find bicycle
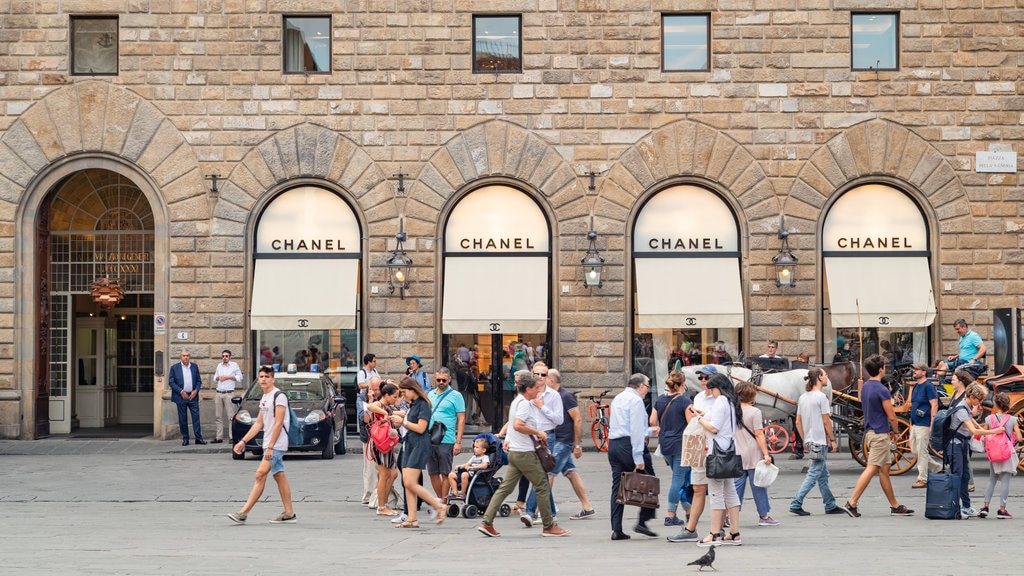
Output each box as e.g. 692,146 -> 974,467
583,389 -> 612,452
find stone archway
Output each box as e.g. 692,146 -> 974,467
2,81 -> 205,439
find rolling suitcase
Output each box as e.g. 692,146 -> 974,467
924,470 -> 961,520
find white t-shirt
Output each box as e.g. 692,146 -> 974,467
797,389 -> 830,445
260,389 -> 290,451
506,394 -> 538,453
708,395 -> 736,450
357,367 -> 379,388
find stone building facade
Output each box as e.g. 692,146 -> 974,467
0,0 -> 1020,439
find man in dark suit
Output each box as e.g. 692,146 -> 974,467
169,349 -> 205,445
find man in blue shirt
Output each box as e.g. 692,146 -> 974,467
938,318 -> 986,374
907,363 -> 941,489
607,373 -> 660,541
427,367 -> 465,501
841,354 -> 914,518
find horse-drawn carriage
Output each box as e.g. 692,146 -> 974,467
683,362 -> 923,476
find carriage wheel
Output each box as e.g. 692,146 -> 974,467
849,435 -> 867,467
762,423 -> 790,454
1014,405 -> 1024,473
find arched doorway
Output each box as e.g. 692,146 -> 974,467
44,169 -> 156,434
440,185 -> 552,430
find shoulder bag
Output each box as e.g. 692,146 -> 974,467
533,436 -> 557,473
616,471 -> 660,509
705,437 -> 744,479
429,389 -> 454,445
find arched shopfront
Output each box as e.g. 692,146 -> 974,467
631,185 -> 744,395
249,185 -> 363,397
821,183 -> 936,366
440,184 -> 552,429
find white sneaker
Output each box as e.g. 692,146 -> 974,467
427,507 -> 438,521
391,513 -> 408,524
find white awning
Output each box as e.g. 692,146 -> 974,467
250,258 -> 359,330
635,257 -> 744,329
825,256 -> 936,328
442,257 -> 548,334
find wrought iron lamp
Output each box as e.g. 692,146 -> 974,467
386,218 -> 412,298
773,216 -> 797,287
580,217 -> 604,288
91,277 -> 124,309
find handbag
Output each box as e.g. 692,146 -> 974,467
370,416 -> 400,453
616,471 -> 661,509
705,438 -> 744,479
680,417 -> 707,468
533,436 -> 557,473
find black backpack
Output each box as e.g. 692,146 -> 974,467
929,403 -> 968,453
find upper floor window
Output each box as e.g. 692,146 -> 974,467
283,16 -> 331,74
851,13 -> 898,70
70,16 -> 118,76
662,14 -> 710,72
473,15 -> 521,73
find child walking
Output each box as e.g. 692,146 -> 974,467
981,392 -> 1021,519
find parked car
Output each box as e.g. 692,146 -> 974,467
231,370 -> 347,460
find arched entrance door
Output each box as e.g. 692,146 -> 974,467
43,169 -> 156,434
440,185 -> 552,430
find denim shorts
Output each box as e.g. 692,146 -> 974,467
268,451 -> 286,475
551,441 -> 576,476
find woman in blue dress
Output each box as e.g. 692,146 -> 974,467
391,376 -> 446,528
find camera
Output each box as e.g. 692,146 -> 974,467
915,408 -> 927,419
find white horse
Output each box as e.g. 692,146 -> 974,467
680,364 -> 832,422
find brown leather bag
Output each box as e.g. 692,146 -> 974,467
533,436 -> 556,473
616,471 -> 660,509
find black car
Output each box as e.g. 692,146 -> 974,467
231,371 -> 347,460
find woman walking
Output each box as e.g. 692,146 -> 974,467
365,382 -> 401,517
733,381 -> 776,526
391,377 -> 446,528
650,370 -> 692,526
697,374 -> 743,546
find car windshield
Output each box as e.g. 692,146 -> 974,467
243,376 -> 326,401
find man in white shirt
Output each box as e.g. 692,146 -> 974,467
522,362 -> 564,525
608,373 -> 660,541
477,370 -> 570,538
212,349 -> 243,443
357,353 -> 379,390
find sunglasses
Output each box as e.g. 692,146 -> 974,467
697,374 -> 710,381
435,378 -> 449,383
533,372 -> 548,377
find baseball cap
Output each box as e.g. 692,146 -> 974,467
696,365 -> 718,376
405,355 -> 422,366
911,362 -> 929,371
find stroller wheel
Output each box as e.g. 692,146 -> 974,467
499,503 -> 511,517
447,503 -> 460,519
463,504 -> 479,518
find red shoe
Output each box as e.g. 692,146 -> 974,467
542,525 -> 570,537
477,523 -> 501,537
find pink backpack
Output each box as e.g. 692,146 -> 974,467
984,414 -> 1013,463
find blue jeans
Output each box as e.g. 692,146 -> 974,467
734,468 -> 771,517
662,453 -> 691,514
790,449 -> 836,511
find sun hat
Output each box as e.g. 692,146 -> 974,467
405,355 -> 422,366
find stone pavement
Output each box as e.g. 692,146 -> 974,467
0,435 -> 1016,575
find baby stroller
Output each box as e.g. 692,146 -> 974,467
446,433 -> 512,519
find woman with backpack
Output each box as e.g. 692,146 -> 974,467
366,382 -> 402,517
947,383 -> 1004,518
980,392 -> 1021,519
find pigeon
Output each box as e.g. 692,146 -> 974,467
687,546 -> 716,571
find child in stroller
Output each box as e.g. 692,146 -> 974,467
448,438 -> 491,499
446,433 -> 512,519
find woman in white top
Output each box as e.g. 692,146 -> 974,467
697,374 -> 743,547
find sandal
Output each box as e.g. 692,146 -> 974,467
697,532 -> 722,548
723,531 -> 742,546
376,507 -> 398,516
435,506 -> 447,525
394,520 -> 419,529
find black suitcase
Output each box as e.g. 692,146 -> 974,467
924,470 -> 961,520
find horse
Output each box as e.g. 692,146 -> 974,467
680,364 -> 832,422
819,361 -> 857,392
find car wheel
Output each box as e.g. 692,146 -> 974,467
322,425 -> 336,460
232,450 -> 245,461
334,423 -> 347,456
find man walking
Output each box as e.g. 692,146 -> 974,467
842,354 -> 914,517
908,362 -> 941,489
608,373 -> 659,541
228,365 -> 296,524
547,368 -> 596,520
168,349 -> 205,446
428,367 -> 466,502
212,349 -> 243,444
789,367 -> 845,515
477,370 -> 570,537
522,362 -> 563,524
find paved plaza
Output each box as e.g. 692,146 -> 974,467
0,435 -> 1015,575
